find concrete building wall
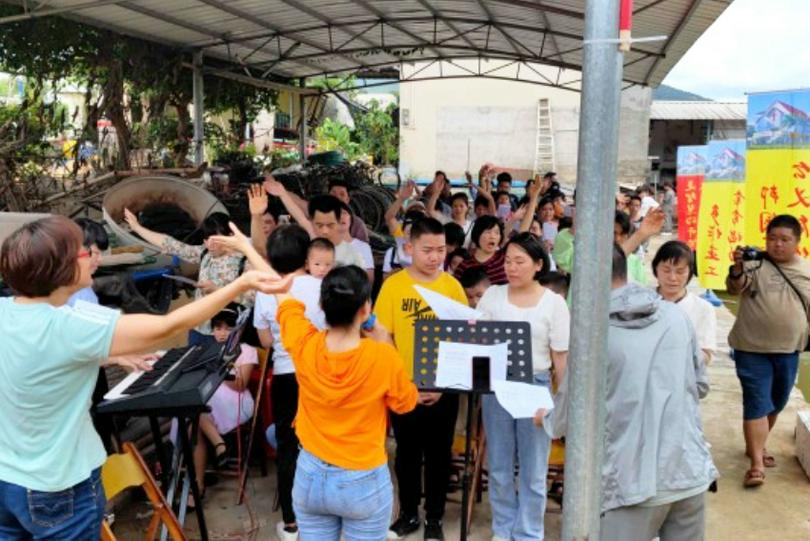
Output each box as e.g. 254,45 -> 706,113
398,69 -> 651,186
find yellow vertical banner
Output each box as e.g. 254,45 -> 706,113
745,90 -> 810,254
696,140 -> 746,289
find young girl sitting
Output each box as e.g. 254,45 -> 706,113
190,304 -> 258,504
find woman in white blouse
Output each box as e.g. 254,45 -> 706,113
476,232 -> 570,541
652,240 -> 717,364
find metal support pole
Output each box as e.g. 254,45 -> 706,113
298,77 -> 308,162
192,49 -> 205,167
562,0 -> 624,539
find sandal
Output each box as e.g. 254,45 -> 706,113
743,468 -> 765,488
214,442 -> 229,469
763,449 -> 776,468
186,487 -> 206,510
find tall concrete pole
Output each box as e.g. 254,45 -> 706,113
562,0 -> 624,538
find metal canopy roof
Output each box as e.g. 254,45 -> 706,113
1,0 -> 733,89
650,100 -> 746,120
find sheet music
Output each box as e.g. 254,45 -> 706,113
434,341 -> 509,390
492,380 -> 554,419
414,285 -> 483,320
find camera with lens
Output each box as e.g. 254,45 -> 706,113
741,246 -> 765,261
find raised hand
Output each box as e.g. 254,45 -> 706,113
398,180 -> 417,200
512,204 -> 529,221
639,207 -> 665,237
123,208 -> 140,230
240,271 -> 292,295
209,222 -> 252,255
263,175 -> 286,197
248,183 -> 268,216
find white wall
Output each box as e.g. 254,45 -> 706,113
399,60 -> 651,185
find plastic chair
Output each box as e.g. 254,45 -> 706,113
100,441 -> 187,541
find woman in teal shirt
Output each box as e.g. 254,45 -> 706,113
0,216 -> 288,540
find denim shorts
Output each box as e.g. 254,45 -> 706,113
0,468 -> 106,540
734,350 -> 799,420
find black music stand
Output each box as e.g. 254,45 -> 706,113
413,319 -> 533,541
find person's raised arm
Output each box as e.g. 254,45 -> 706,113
123,208 -> 169,248
209,222 -> 276,275
109,271 -> 291,357
427,177 -> 445,220
263,175 -> 315,238
622,207 -> 664,255
386,180 -> 416,234
248,183 -> 269,258
519,180 -> 542,233
477,169 -> 497,215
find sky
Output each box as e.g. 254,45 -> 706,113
662,0 -> 810,101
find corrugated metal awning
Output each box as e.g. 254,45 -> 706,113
0,0 -> 734,89
650,100 -> 747,120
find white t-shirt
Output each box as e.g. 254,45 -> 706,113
640,195 -> 660,217
676,291 -> 717,361
383,238 -> 412,274
335,240 -> 366,268
477,285 -> 570,373
351,238 -> 374,270
253,275 -> 326,375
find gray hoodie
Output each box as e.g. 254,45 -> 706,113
550,283 -> 718,512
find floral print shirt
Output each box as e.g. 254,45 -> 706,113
161,237 -> 254,335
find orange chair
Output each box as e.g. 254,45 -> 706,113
100,442 -> 186,541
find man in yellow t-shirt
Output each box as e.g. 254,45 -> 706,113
375,217 -> 467,541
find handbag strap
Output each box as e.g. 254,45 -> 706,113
765,257 -> 810,319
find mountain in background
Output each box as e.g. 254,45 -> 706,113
652,84 -> 709,101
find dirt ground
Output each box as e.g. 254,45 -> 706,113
111,240 -> 810,541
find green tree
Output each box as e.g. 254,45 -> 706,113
354,100 -> 398,165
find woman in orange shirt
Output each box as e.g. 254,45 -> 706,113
279,265 -> 420,540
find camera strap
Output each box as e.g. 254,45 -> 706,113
766,257 -> 810,320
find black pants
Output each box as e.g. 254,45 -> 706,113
271,373 -> 300,524
391,393 -> 459,521
90,368 -> 114,454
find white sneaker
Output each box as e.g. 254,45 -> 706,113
492,536 -> 510,541
276,521 -> 299,541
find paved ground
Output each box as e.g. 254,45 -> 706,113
111,237 -> 810,540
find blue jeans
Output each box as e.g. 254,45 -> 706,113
734,350 -> 800,420
482,373 -> 552,541
0,468 -> 105,540
293,449 -> 393,541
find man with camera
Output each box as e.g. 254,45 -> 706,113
727,214 -> 810,488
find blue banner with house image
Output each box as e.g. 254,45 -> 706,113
748,90 -> 810,149
705,139 -> 746,181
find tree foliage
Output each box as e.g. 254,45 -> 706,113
0,5 -> 278,170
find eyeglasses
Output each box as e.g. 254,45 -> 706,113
78,248 -> 102,259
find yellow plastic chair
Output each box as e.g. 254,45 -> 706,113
100,442 -> 187,541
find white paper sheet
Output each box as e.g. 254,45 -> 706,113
492,380 -> 555,419
434,341 -> 509,390
163,274 -> 199,287
414,285 -> 483,320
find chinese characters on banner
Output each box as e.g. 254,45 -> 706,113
744,89 -> 810,256
696,140 -> 746,289
676,146 -> 707,250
